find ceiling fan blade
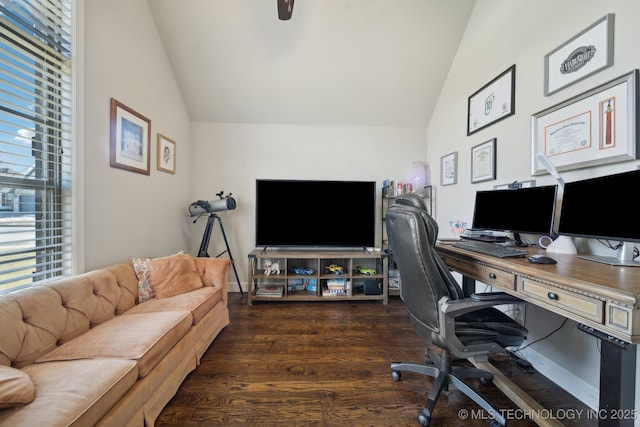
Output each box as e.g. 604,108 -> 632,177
277,0 -> 294,20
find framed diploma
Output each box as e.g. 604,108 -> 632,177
471,139 -> 496,184
467,65 -> 515,135
544,14 -> 614,96
531,70 -> 639,175
440,152 -> 458,186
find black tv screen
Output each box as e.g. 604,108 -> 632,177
255,179 -> 376,248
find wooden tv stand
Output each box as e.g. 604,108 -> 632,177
247,249 -> 388,305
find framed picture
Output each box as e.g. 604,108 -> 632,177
440,152 -> 458,186
531,70 -> 638,175
157,133 -> 176,174
471,138 -> 497,184
467,65 -> 516,135
110,98 -> 151,175
544,14 -> 614,96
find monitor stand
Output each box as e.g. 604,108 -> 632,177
577,241 -> 640,267
512,232 -> 528,247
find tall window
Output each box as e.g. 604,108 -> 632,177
0,0 -> 73,294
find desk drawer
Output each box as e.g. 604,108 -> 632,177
518,277 -> 604,323
441,255 -> 516,291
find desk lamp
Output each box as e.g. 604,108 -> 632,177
535,153 -> 577,254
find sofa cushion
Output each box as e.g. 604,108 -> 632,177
125,286 -> 222,324
35,311 -> 192,378
0,359 -> 138,427
150,253 -> 203,299
0,366 -> 35,409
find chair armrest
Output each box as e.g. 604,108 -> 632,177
439,294 -> 523,318
437,295 -> 524,358
470,291 -> 522,303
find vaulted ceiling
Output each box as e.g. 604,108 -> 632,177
147,0 -> 476,127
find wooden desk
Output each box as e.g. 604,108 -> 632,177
436,242 -> 640,427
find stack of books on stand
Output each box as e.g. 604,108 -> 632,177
322,279 -> 349,296
256,284 -> 284,297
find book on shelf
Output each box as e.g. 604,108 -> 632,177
256,284 -> 284,297
322,287 -> 348,296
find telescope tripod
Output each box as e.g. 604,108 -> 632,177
197,213 -> 243,295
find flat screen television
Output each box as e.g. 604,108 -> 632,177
557,169 -> 640,266
255,179 -> 376,249
471,185 -> 558,245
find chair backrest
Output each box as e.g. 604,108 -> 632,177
385,197 -> 464,337
392,193 -> 429,211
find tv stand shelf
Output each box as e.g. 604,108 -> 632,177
247,249 -> 388,305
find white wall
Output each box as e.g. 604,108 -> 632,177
427,0 -> 640,411
83,0 -> 193,270
189,122 -> 428,290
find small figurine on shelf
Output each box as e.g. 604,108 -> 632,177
263,260 -> 280,276
449,219 -> 467,239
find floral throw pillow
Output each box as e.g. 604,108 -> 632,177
132,257 -> 154,302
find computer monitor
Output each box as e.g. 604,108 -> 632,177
557,169 -> 640,266
471,185 -> 558,245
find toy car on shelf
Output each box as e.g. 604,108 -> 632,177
323,264 -> 344,274
354,265 -> 377,275
289,267 -> 314,275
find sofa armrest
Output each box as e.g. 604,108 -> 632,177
194,258 -> 230,302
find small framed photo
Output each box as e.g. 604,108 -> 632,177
110,98 -> 151,175
157,133 -> 176,174
471,138 -> 497,184
440,152 -> 458,186
467,65 -> 516,135
544,14 -> 614,96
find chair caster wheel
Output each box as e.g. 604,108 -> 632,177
479,376 -> 492,385
391,370 -> 401,381
417,411 -> 430,426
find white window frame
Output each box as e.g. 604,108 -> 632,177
0,0 -> 75,294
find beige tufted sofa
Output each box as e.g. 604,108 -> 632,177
0,254 -> 230,427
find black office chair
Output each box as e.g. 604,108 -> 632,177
386,194 -> 527,427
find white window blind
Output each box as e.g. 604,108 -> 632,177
0,0 -> 73,294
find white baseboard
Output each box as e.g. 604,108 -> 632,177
227,281 -> 246,293
522,348 -> 598,410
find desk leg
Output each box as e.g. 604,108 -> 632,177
462,276 -> 475,297
598,341 -> 636,427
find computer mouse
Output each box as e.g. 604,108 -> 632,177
528,254 -> 557,264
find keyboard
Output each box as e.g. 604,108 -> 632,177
452,240 -> 528,258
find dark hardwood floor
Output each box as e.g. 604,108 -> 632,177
156,295 -> 596,426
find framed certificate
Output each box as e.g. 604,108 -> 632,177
544,14 -> 614,96
440,152 -> 458,186
531,70 -> 639,175
467,65 -> 516,135
471,139 -> 496,184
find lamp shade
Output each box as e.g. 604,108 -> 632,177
410,161 -> 426,194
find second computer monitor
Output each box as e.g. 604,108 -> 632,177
472,185 -> 558,243
557,169 -> 640,266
